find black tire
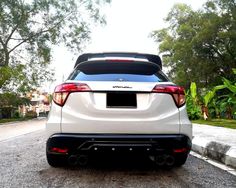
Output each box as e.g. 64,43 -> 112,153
175,154 -> 188,167
46,152 -> 67,167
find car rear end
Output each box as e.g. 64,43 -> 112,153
46,53 -> 192,167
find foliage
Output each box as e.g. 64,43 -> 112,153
0,117 -> 33,124
203,90 -> 215,107
0,0 -> 110,92
186,82 -> 202,120
186,68 -> 236,120
192,119 -> 236,129
13,111 -> 20,118
25,110 -> 37,118
213,69 -> 236,118
0,92 -> 30,107
151,0 -> 236,88
0,92 -> 30,118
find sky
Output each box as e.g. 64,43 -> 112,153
47,0 -> 207,92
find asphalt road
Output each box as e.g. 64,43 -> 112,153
0,122 -> 236,188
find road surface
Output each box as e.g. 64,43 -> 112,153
0,119 -> 235,188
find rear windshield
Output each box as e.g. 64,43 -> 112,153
68,71 -> 168,82
68,60 -> 169,82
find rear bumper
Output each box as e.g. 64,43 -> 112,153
47,134 -> 192,155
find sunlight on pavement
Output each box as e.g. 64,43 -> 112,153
0,118 -> 46,142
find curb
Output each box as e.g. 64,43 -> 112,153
192,137 -> 236,169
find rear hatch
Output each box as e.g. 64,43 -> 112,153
58,60 -> 183,134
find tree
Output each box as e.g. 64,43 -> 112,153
151,0 -> 236,88
0,92 -> 30,118
0,0 -> 110,92
0,92 -> 30,107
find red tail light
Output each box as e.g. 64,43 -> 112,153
53,83 -> 91,106
50,147 -> 68,154
173,148 -> 188,153
152,85 -> 185,107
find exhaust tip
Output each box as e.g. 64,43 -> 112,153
165,155 -> 175,166
68,155 -> 78,166
155,155 -> 166,166
77,155 -> 89,166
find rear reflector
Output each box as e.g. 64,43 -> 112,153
152,85 -> 185,107
173,148 -> 188,153
53,83 -> 91,106
50,147 -> 68,154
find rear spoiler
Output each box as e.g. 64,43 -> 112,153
74,52 -> 162,69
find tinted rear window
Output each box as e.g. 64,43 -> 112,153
68,60 -> 169,82
69,71 -> 168,82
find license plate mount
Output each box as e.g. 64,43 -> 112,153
106,93 -> 137,108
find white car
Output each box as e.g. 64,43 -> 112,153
46,52 -> 192,167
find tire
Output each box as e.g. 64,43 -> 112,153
175,154 -> 188,167
46,152 -> 67,167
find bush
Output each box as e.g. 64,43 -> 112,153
13,111 -> 20,118
25,111 -> 37,118
186,82 -> 202,120
186,96 -> 202,120
187,104 -> 202,120
0,107 -> 14,118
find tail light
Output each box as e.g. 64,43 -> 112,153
50,147 -> 68,154
152,85 -> 185,108
53,83 -> 91,106
173,148 -> 188,153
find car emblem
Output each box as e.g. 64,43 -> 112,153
113,86 -> 132,89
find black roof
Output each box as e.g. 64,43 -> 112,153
74,52 -> 162,69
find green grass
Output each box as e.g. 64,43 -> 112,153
0,117 -> 33,124
192,119 -> 236,129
